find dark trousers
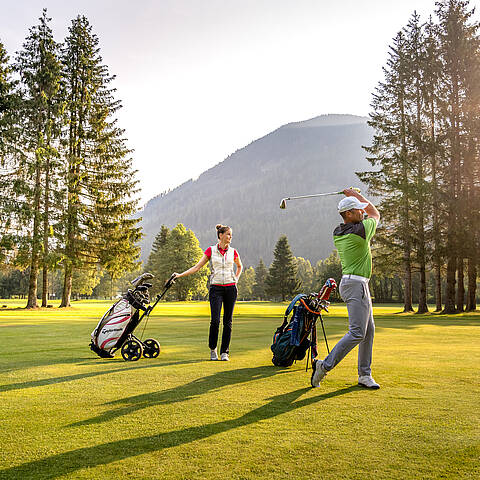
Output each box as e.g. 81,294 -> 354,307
208,284 -> 237,354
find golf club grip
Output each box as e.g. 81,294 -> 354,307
164,273 -> 176,288
153,274 -> 176,303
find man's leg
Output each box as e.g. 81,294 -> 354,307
358,284 -> 375,376
322,279 -> 370,372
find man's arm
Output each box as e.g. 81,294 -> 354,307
343,188 -> 380,222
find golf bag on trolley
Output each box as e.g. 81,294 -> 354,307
270,278 -> 337,369
90,273 -> 176,361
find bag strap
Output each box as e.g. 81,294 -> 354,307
276,294 -> 306,333
284,294 -> 306,318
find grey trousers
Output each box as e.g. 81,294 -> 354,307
322,277 -> 375,376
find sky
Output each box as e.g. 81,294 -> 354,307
1,0 -> 458,206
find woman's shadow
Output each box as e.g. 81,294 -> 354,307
1,365 -> 360,480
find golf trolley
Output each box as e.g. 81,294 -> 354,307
90,273 -> 176,361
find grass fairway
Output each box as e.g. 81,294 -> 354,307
0,300 -> 479,480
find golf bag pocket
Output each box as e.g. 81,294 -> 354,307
289,305 -> 305,346
92,298 -> 133,350
271,328 -> 312,367
271,327 -> 298,367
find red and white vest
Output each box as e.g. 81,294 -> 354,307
209,244 -> 237,285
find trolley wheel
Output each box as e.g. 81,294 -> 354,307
121,339 -> 143,361
143,338 -> 160,358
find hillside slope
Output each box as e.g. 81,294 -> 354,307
138,114 -> 373,266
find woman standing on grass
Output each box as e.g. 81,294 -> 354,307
172,224 -> 243,361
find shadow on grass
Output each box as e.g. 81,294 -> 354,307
374,314 -> 480,329
0,384 -> 360,479
67,365 -> 292,428
0,359 -> 201,393
0,354 -> 92,375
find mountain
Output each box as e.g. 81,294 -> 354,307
138,114 -> 374,267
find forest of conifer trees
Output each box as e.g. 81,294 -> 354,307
1,2 -> 480,310
360,0 -> 480,314
0,10 -> 141,308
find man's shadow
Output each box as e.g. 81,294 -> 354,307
0,381 -> 360,480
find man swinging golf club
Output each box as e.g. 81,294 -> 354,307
311,188 -> 381,389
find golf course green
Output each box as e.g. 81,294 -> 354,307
0,300 -> 478,479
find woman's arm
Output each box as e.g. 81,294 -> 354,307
173,254 -> 209,278
234,254 -> 243,281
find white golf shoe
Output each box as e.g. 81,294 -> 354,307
210,349 -> 218,361
358,375 -> 380,389
310,359 -> 327,387
220,352 -> 229,361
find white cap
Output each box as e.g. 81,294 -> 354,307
338,196 -> 369,213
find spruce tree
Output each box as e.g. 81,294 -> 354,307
0,40 -> 18,162
360,30 -> 415,312
266,235 -> 299,301
404,12 -> 430,314
253,258 -> 268,300
0,40 -> 19,265
14,9 -> 63,308
145,225 -> 170,275
59,15 -> 141,307
423,16 -> 445,312
89,78 -> 142,287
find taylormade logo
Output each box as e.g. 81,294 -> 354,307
102,328 -> 122,335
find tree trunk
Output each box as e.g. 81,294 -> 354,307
414,47 -> 428,315
42,266 -> 48,307
443,255 -> 457,314
466,256 -> 477,311
26,160 -> 42,309
435,262 -> 442,312
26,252 -> 40,309
430,102 -> 442,312
403,258 -> 414,312
60,263 -> 72,308
417,263 -> 428,314
416,190 -> 428,313
456,257 -> 465,312
41,155 -> 50,307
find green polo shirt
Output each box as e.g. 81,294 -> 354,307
333,218 -> 377,278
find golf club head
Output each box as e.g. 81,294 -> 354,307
131,272 -> 155,288
279,198 -> 287,209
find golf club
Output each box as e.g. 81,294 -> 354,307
279,187 -> 361,209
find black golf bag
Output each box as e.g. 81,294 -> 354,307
90,273 -> 175,361
270,278 -> 336,369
